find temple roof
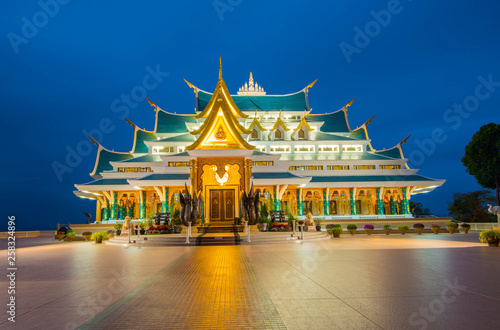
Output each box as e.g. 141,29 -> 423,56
154,108 -> 197,134
82,178 -> 131,186
197,90 -> 309,112
314,132 -> 357,141
308,110 -> 351,133
279,152 -> 397,162
90,146 -> 133,178
118,154 -> 163,163
310,174 -> 440,183
158,133 -> 195,142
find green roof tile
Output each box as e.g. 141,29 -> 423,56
92,150 -> 133,177
158,133 -> 195,142
376,147 -> 403,159
308,111 -> 350,133
155,110 -> 196,134
314,132 -> 357,141
133,129 -> 157,154
83,178 -> 130,186
198,91 -> 308,112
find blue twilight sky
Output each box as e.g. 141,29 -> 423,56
1,0 -> 499,230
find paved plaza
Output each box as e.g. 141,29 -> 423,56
1,233 -> 499,329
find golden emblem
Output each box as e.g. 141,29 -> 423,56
215,125 -> 226,140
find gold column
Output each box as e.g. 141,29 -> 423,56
95,199 -> 102,223
190,159 -> 198,194
244,159 -> 252,192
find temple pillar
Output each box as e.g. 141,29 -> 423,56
350,188 -> 357,215
376,188 -> 384,215
165,187 -> 169,213
110,191 -> 117,220
297,188 -> 303,216
190,160 -> 198,194
95,200 -> 102,223
244,159 -> 252,192
139,190 -> 146,219
390,196 -> 396,215
324,188 -> 330,216
119,200 -> 125,220
274,185 -> 281,211
402,187 -> 410,214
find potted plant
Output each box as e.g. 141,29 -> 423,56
383,224 -> 391,235
398,225 -> 410,235
82,231 -> 92,241
446,221 -> 458,234
258,215 -> 270,232
413,223 -> 425,235
364,224 -> 374,235
431,224 -> 440,234
315,219 -> 322,232
56,231 -> 65,241
107,230 -> 115,239
114,223 -> 122,236
479,229 -> 500,247
328,225 -> 343,238
347,224 -> 357,235
91,231 -> 108,244
460,223 -> 470,234
65,230 -> 76,241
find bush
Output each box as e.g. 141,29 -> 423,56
460,223 -> 471,228
347,224 -> 357,230
383,224 -> 391,229
114,223 -> 123,230
146,225 -> 172,234
269,223 -> 292,231
82,231 -> 92,235
328,227 -> 344,236
397,225 -> 410,231
445,221 -> 458,228
479,229 -> 500,242
364,224 -> 374,230
66,230 -> 76,237
413,223 -> 425,229
431,224 -> 441,228
90,232 -> 109,241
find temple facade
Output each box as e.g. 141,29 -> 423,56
74,61 -> 444,223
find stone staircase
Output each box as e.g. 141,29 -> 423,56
105,230 -> 330,247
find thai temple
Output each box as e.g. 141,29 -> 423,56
74,60 -> 445,224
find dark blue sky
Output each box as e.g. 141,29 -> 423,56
1,0 -> 499,230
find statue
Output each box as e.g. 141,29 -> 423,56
179,183 -> 201,226
123,216 -> 132,230
241,184 -> 261,225
306,213 -> 315,226
487,204 -> 500,224
83,212 -> 92,224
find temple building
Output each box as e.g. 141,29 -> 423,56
74,60 -> 445,223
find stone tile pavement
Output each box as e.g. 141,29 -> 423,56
1,233 -> 499,329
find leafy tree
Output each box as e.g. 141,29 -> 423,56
447,190 -> 496,222
462,123 -> 500,205
409,201 -> 431,217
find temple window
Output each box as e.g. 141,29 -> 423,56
251,129 -> 259,140
342,145 -> 363,152
327,165 -> 346,170
298,129 -> 305,139
255,145 -> 266,152
153,146 -> 174,154
274,130 -> 283,140
380,165 -> 401,170
270,145 -> 290,153
319,145 -> 339,152
294,145 -> 315,153
178,146 -> 186,153
353,165 -> 375,170
254,161 -> 274,166
168,162 -> 188,167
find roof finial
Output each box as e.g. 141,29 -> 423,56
219,57 -> 222,79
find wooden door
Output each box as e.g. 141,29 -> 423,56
210,189 -> 235,221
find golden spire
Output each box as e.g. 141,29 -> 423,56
219,57 -> 222,80
400,135 -> 411,145
345,97 -> 355,110
305,79 -> 318,93
146,97 -> 157,111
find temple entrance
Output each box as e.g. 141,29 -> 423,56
209,189 -> 235,222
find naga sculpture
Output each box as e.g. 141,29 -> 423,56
241,184 -> 261,225
179,183 -> 201,226
487,204 -> 500,223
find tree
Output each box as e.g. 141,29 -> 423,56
409,201 -> 431,217
447,190 -> 496,222
462,122 -> 500,206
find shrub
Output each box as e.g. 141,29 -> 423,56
56,231 -> 65,235
445,221 -> 458,228
364,224 -> 374,230
269,223 -> 292,231
383,224 -> 391,229
397,225 -> 410,231
347,224 -> 357,230
328,227 -> 344,236
314,219 -> 322,226
460,223 -> 471,228
114,223 -> 123,230
91,232 -> 109,241
413,223 -> 425,229
479,229 -> 500,242
82,231 -> 92,235
65,230 -> 76,237
431,224 -> 441,228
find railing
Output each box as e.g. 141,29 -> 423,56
468,223 -> 498,231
